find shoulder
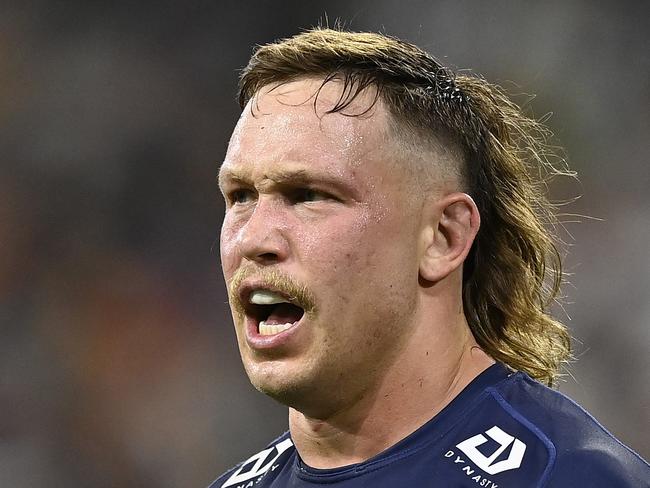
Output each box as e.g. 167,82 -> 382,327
489,371 -> 650,486
206,432 -> 295,488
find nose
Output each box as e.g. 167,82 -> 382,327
237,197 -> 289,265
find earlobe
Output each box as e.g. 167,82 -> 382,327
419,193 -> 480,283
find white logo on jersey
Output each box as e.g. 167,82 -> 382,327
222,438 -> 293,488
455,426 -> 526,475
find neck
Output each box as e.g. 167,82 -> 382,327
289,309 -> 495,469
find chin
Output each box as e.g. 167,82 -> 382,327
246,363 -> 320,409
251,376 -> 307,407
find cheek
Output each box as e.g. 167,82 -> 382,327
294,212 -> 390,292
297,212 -> 369,266
219,218 -> 241,276
311,209 -> 417,305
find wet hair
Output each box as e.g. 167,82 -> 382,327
237,28 -> 572,386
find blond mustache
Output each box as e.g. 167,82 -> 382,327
228,267 -> 317,318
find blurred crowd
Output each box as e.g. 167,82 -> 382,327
1,1 -> 648,486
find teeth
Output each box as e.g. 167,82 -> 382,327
250,290 -> 290,305
259,321 -> 295,336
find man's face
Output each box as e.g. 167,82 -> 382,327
219,79 -> 425,416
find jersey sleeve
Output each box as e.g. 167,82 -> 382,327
544,432 -> 650,487
495,373 -> 650,487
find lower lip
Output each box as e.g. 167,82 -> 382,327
245,315 -> 304,350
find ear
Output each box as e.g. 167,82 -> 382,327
419,192 -> 480,283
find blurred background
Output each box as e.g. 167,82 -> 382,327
1,1 -> 648,486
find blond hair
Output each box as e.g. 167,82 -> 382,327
237,28 -> 572,386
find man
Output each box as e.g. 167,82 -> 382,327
210,28 -> 649,487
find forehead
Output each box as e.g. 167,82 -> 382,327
220,79 -> 395,183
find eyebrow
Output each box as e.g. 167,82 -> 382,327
218,165 -> 359,199
220,167 -> 322,188
218,166 -> 248,191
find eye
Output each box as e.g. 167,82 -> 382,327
228,189 -> 256,205
290,188 -> 330,204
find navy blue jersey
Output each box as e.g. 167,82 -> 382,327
209,363 -> 649,487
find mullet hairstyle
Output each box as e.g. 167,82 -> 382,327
237,28 -> 572,386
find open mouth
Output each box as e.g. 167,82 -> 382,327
245,290 -> 305,336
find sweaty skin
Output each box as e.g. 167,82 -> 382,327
219,79 -> 493,469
